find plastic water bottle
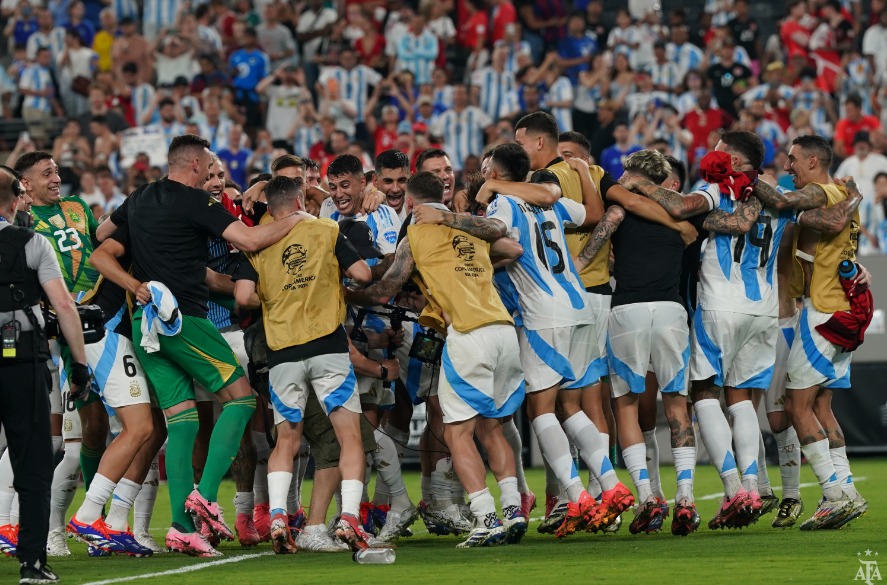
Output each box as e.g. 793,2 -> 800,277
353,548 -> 396,564
838,260 -> 857,280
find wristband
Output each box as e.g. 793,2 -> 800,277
379,363 -> 388,381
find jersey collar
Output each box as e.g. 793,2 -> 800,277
545,156 -> 565,169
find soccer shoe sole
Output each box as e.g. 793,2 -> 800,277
185,496 -> 234,541
165,535 -> 223,557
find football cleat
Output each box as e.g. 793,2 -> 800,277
288,508 -> 307,539
707,488 -> 752,530
602,513 -> 622,533
830,493 -> 868,529
295,524 -> 349,552
800,496 -> 853,531
671,501 -> 701,536
376,506 -> 419,543
185,490 -> 234,541
371,504 -> 391,533
418,501 -> 451,536
520,492 -> 537,519
502,506 -> 528,544
19,559 -> 59,585
46,527 -> 71,557
629,497 -> 665,535
455,514 -> 506,548
335,513 -> 371,552
588,482 -> 635,533
134,531 -> 165,554
270,513 -> 297,554
359,502 -> 378,536
165,525 -> 222,557
544,494 -> 558,517
538,500 -> 569,534
106,527 -> 154,557
424,503 -> 472,535
66,516 -> 125,553
196,515 -> 221,546
555,491 -> 597,539
759,493 -> 780,515
87,545 -> 110,557
648,499 -> 670,532
235,512 -> 260,547
253,503 -> 271,542
0,524 -> 17,557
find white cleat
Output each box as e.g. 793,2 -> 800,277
376,506 -> 419,543
295,524 -> 349,553
46,527 -> 71,557
134,531 -> 166,554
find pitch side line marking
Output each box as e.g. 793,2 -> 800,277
81,552 -> 274,585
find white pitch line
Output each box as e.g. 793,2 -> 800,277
81,552 -> 274,585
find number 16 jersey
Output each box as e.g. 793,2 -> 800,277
487,193 -> 592,330
695,183 -> 795,318
31,195 -> 101,296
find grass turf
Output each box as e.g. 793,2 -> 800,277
2,460 -> 883,585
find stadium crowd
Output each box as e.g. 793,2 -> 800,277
0,0 -> 879,582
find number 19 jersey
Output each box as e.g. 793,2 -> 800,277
487,194 -> 592,330
696,184 -> 795,318
31,196 -> 101,296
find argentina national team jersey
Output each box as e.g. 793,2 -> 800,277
696,183 -> 795,318
486,194 -> 591,330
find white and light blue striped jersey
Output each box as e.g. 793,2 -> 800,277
110,0 -> 139,21
757,119 -> 787,148
695,183 -> 795,317
198,118 -> 234,153
666,42 -> 705,78
320,202 -> 402,263
471,66 -> 516,121
740,83 -> 795,108
650,60 -> 682,91
149,120 -> 186,147
502,40 -> 532,73
545,76 -> 574,132
431,106 -> 492,171
487,194 -> 592,330
293,123 -> 321,158
396,30 -> 438,85
20,65 -> 53,112
792,89 -> 832,135
26,28 -> 66,62
318,65 -> 383,123
432,84 -> 454,110
131,83 -> 157,126
143,0 -> 181,29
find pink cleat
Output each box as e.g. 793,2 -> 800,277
520,492 -> 537,519
253,503 -> 271,542
185,489 -> 234,541
236,513 -> 260,547
165,526 -> 222,557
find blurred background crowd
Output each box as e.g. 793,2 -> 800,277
2,0 -> 887,253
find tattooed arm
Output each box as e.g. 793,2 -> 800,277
370,254 -> 395,281
346,238 -> 417,306
627,179 -> 712,219
702,195 -> 763,235
574,205 -> 625,272
412,204 -> 508,241
754,180 -> 827,211
797,178 -> 863,236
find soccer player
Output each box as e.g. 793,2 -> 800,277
573,150 -> 700,536
351,171 -> 526,548
94,134 -> 303,556
233,176 -> 375,553
416,149 -> 457,209
374,150 -> 411,222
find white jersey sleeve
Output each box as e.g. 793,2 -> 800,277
366,205 -> 402,255
553,198 -> 586,229
691,183 -> 719,212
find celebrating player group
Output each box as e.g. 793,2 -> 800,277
0,111 -> 872,563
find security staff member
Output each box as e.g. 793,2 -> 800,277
0,166 -> 89,584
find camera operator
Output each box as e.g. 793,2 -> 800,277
0,166 -> 88,584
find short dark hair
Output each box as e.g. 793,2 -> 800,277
0,167 -> 20,210
304,158 -> 320,171
14,151 -> 53,175
874,172 -> 887,183
719,130 -> 765,171
407,172 -> 444,203
416,148 -> 449,172
249,173 -> 272,187
95,165 -> 113,178
558,131 -> 591,156
375,149 -> 410,173
846,93 -> 863,108
90,114 -> 108,126
327,154 -> 363,179
792,135 -> 833,169
271,154 -> 305,174
265,176 -> 304,210
664,155 -> 686,192
490,143 -> 530,182
224,179 -> 241,191
515,111 -> 559,142
159,98 -> 175,109
168,134 -> 211,167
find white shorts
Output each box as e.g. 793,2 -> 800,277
607,302 -> 690,398
786,299 -> 853,390
690,308 -> 777,389
86,331 -> 151,409
518,323 -> 600,393
397,321 -> 440,404
195,329 -> 248,403
765,313 -> 800,414
586,292 -> 612,382
48,340 -> 63,415
268,353 -> 361,425
438,324 -> 525,424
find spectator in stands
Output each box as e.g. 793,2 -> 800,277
258,3 -> 297,69
835,131 -> 887,256
706,39 -> 752,118
650,40 -> 681,92
489,0 -> 517,46
76,169 -> 101,205
228,26 -> 269,128
607,8 -> 640,70
258,63 -> 311,148
517,0 -> 567,58
834,93 -> 882,159
588,98 -> 617,162
199,96 -> 235,152
218,124 -> 252,190
57,28 -> 97,118
600,119 -> 641,177
396,12 -> 439,86
431,83 -> 493,172
95,164 -> 126,212
683,91 -> 732,166
152,28 -> 196,87
112,17 -> 152,84
319,47 -> 383,142
541,58 -> 573,132
53,117 -> 92,190
194,3 -> 223,53
557,12 -> 597,85
78,83 -> 129,144
472,42 -> 515,122
20,46 -> 62,147
728,0 -> 762,74
93,9 -> 116,73
90,114 -> 120,168
872,172 -> 887,253
780,0 -> 811,61
4,1 -> 38,51
142,0 -> 181,42
863,9 -> 887,84
667,24 -> 705,79
148,97 -> 185,146
26,8 -> 64,62
458,0 -> 488,56
354,9 -> 386,72
296,0 -> 338,86
65,1 -> 94,47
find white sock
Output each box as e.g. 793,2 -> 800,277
643,430 -> 665,499
449,475 -> 465,505
726,400 -> 760,492
49,442 -> 81,531
497,477 -> 520,511
234,491 -> 254,516
502,419 -> 529,493
673,446 -> 696,503
252,431 -> 270,505
829,446 -> 858,498
420,474 -> 432,503
532,413 -> 583,502
468,488 -> 497,525
801,439 -> 843,500
133,455 -> 159,535
694,399 -> 742,497
78,473 -> 116,524
562,412 -> 618,492
0,449 -> 14,525
293,441 -> 310,512
587,432 -> 608,499
622,443 -> 652,502
543,458 -> 561,499
431,458 -> 453,508
757,432 -> 772,496
775,427 -> 801,500
340,479 -> 364,518
372,429 -> 409,510
106,478 -> 141,531
287,472 -> 300,514
268,471 -> 293,516
373,475 -> 391,506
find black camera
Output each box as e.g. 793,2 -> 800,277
44,305 -> 105,345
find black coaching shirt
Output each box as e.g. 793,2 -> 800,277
109,178 -> 238,319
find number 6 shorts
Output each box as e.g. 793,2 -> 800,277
84,330 -> 152,409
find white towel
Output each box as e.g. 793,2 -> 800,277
140,281 -> 183,354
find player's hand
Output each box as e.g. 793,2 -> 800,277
380,358 -> 400,382
451,189 -> 471,213
241,180 -> 267,213
361,186 -> 385,214
475,182 -> 497,206
68,362 -> 91,402
413,204 -> 447,225
566,156 -> 589,172
833,175 -> 853,188
132,282 -> 151,305
852,263 -> 872,292
677,221 -> 698,247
